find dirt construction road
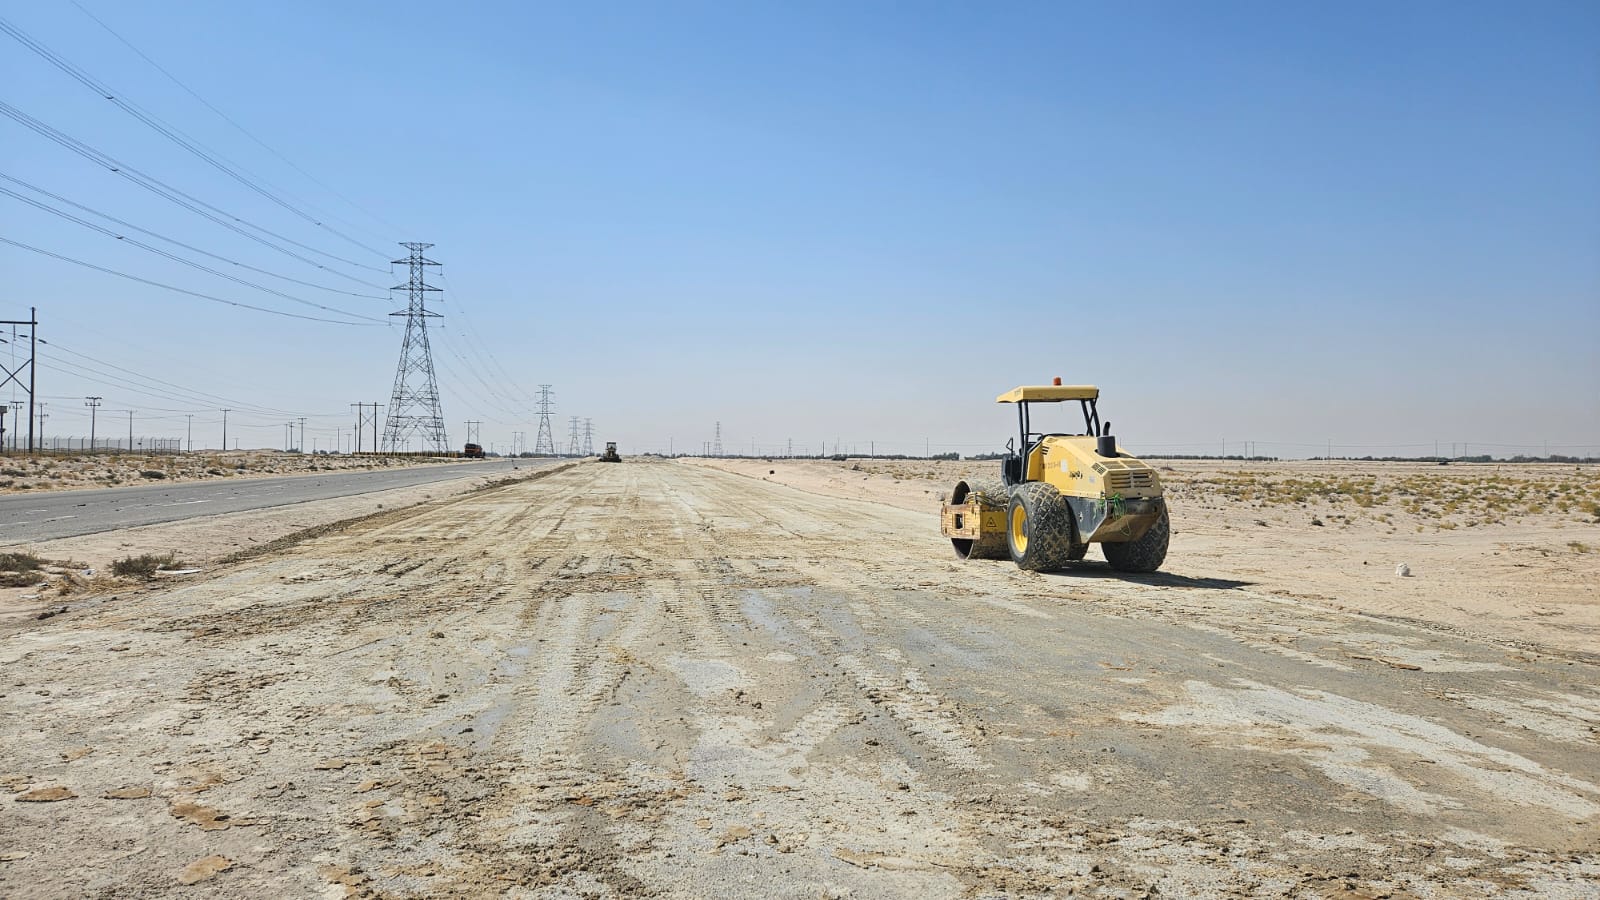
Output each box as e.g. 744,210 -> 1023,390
3,461 -> 1597,898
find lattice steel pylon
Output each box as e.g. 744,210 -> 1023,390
532,385 -> 556,455
567,416 -> 582,456
382,242 -> 448,453
713,421 -> 723,457
582,418 -> 594,456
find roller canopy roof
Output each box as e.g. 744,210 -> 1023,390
996,385 -> 1100,403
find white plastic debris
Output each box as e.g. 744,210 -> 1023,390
1395,563 -> 1411,577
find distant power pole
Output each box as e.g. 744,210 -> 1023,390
0,308 -> 37,453
567,416 -> 582,456
351,403 -> 382,453
464,420 -> 481,446
126,409 -> 133,451
582,418 -> 594,456
382,242 -> 448,453
85,396 -> 102,451
186,414 -> 193,452
221,408 -> 230,452
298,417 -> 307,453
533,385 -> 556,455
713,421 -> 723,457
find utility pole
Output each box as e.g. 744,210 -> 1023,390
221,409 -> 230,452
0,309 -> 38,453
126,409 -> 133,452
713,421 -> 722,457
583,418 -> 594,456
298,417 -> 306,453
186,414 -> 193,452
85,396 -> 101,451
36,403 -> 46,448
382,242 -> 448,453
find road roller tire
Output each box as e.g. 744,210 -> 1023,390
1103,507 -> 1170,573
1006,482 -> 1074,572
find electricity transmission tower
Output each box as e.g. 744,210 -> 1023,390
582,418 -> 594,456
713,421 -> 723,457
464,421 -> 481,446
533,385 -> 556,455
567,416 -> 582,456
381,242 -> 448,453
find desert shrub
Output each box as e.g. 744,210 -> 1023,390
111,552 -> 187,579
139,470 -> 168,479
0,551 -> 45,587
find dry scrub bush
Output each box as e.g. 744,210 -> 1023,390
111,552 -> 188,580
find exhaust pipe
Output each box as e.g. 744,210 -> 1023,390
1097,421 -> 1117,457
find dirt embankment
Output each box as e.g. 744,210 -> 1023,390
687,457 -> 1600,657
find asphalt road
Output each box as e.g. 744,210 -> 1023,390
0,458 -> 542,544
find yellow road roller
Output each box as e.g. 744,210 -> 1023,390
940,380 -> 1169,572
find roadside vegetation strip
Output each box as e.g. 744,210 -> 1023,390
213,462 -> 579,567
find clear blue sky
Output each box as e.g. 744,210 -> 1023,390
4,1 -> 1596,457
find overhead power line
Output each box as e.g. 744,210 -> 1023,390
44,340 -> 325,417
0,14 -> 390,259
43,342 -> 353,421
438,271 -> 538,406
0,235 -> 383,326
0,100 -> 387,286
0,173 -> 386,300
0,185 -> 387,322
67,0 -> 407,241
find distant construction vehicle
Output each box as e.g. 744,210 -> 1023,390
462,443 -> 485,458
940,379 -> 1169,573
599,442 -> 621,463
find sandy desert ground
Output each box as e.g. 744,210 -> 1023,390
693,457 -> 1600,658
0,450 -> 452,495
1,457 -> 1597,898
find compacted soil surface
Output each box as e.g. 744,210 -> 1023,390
2,460 -> 1596,898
